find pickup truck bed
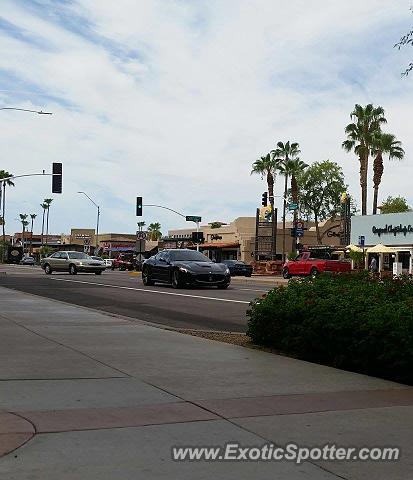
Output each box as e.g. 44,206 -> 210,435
283,252 -> 351,278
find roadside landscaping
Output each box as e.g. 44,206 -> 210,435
247,272 -> 413,385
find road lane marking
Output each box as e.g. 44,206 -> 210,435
49,278 -> 250,304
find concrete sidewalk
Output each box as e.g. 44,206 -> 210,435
0,286 -> 412,479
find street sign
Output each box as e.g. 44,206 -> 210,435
289,203 -> 298,211
136,231 -> 147,240
186,215 -> 201,223
295,221 -> 304,237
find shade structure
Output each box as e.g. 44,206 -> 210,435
366,243 -> 397,254
346,244 -> 363,252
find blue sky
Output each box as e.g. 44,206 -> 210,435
1,0 -> 413,236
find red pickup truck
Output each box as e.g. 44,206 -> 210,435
282,251 -> 351,279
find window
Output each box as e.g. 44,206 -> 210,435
68,252 -> 90,259
169,250 -> 210,262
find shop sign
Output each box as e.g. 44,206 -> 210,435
372,224 -> 413,237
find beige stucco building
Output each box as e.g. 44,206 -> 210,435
167,216 -> 342,263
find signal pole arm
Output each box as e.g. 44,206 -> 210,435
143,204 -> 186,219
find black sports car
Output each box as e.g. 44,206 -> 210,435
222,260 -> 253,277
142,249 -> 231,289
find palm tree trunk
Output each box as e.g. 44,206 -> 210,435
360,154 -> 368,215
30,218 -> 34,255
2,184 -> 6,244
282,174 -> 288,262
41,209 -> 45,246
372,153 -> 384,215
267,173 -> 276,260
45,208 -> 50,245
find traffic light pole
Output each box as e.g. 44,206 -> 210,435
143,204 -> 202,250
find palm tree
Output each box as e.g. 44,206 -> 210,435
43,198 -> 53,245
272,141 -> 301,260
342,104 -> 387,215
147,223 -> 162,241
0,170 -> 15,245
19,214 -> 29,253
288,159 -> 308,251
251,153 -> 280,210
371,133 -> 405,215
29,213 -> 37,255
40,202 -> 48,246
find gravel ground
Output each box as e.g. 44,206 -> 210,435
175,329 -> 284,355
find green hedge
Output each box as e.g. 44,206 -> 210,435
247,272 -> 413,384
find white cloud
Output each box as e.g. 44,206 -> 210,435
0,0 -> 413,235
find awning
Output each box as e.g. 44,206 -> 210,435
197,242 -> 240,249
346,244 -> 363,252
366,243 -> 397,254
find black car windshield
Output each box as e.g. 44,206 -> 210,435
169,251 -> 210,262
68,252 -> 90,259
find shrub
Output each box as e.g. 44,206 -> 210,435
247,272 -> 413,384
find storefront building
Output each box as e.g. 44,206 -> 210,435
351,212 -> 413,274
168,216 -> 342,264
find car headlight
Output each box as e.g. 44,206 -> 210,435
179,267 -> 189,273
225,267 -> 230,275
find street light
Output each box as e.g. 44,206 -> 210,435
77,192 -> 100,254
0,107 -> 53,115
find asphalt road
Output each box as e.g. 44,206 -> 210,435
0,265 -> 275,332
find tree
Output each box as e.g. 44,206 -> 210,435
342,104 -> 387,215
379,196 -> 411,214
147,222 -> 162,241
286,159 -> 308,252
40,202 -> 48,246
0,170 -> 15,245
29,213 -> 37,255
395,8 -> 413,76
251,153 -> 280,210
43,198 -> 53,245
371,133 -> 405,215
271,141 -> 301,260
295,161 -> 347,244
19,214 -> 29,253
209,222 -> 225,229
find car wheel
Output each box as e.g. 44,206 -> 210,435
310,267 -> 319,279
69,264 -> 77,275
44,264 -> 52,275
217,283 -> 230,289
142,268 -> 154,286
95,271 -> 102,275
282,268 -> 291,279
171,269 -> 183,289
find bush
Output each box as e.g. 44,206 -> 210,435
247,272 -> 413,384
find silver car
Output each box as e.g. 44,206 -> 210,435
41,251 -> 106,275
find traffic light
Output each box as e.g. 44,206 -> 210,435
136,197 -> 143,216
261,192 -> 268,207
191,231 -> 204,244
52,163 -> 62,193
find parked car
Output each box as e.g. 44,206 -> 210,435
142,249 -> 231,289
222,260 -> 253,277
89,256 -> 105,264
41,251 -> 106,275
111,254 -> 135,271
20,256 -> 35,266
282,251 -> 351,279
